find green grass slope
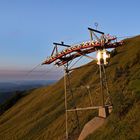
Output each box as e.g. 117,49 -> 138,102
0,35 -> 140,140
86,36 -> 140,140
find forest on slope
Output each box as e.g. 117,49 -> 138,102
0,36 -> 140,140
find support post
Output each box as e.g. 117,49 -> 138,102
97,49 -> 111,107
86,86 -> 94,107
99,64 -> 105,107
98,56 -> 111,118
63,63 -> 80,139
102,65 -> 112,105
64,66 -> 68,139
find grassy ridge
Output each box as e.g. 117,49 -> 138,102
0,35 -> 140,140
86,36 -> 140,140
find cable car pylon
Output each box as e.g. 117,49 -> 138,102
42,27 -> 123,139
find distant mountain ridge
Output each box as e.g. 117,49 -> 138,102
0,80 -> 55,92
0,80 -> 55,104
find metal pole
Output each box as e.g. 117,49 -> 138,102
99,64 -> 105,107
66,68 -> 80,132
86,86 -> 94,107
90,31 -> 93,41
102,65 -> 112,105
102,65 -> 109,95
64,66 -> 68,139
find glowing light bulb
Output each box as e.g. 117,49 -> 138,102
97,50 -> 102,65
103,49 -> 110,65
96,49 -> 110,65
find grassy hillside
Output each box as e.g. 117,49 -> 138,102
0,35 -> 140,140
86,36 -> 140,140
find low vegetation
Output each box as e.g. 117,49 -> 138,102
0,36 -> 140,140
0,90 -> 31,116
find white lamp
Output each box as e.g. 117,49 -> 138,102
96,49 -> 110,65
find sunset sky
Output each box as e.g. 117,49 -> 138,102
0,0 -> 140,80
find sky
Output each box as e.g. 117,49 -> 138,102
0,0 -> 140,80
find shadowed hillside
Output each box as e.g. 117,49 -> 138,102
0,35 -> 140,140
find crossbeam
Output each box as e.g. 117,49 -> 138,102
53,42 -> 71,47
88,27 -> 104,35
67,105 -> 112,112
